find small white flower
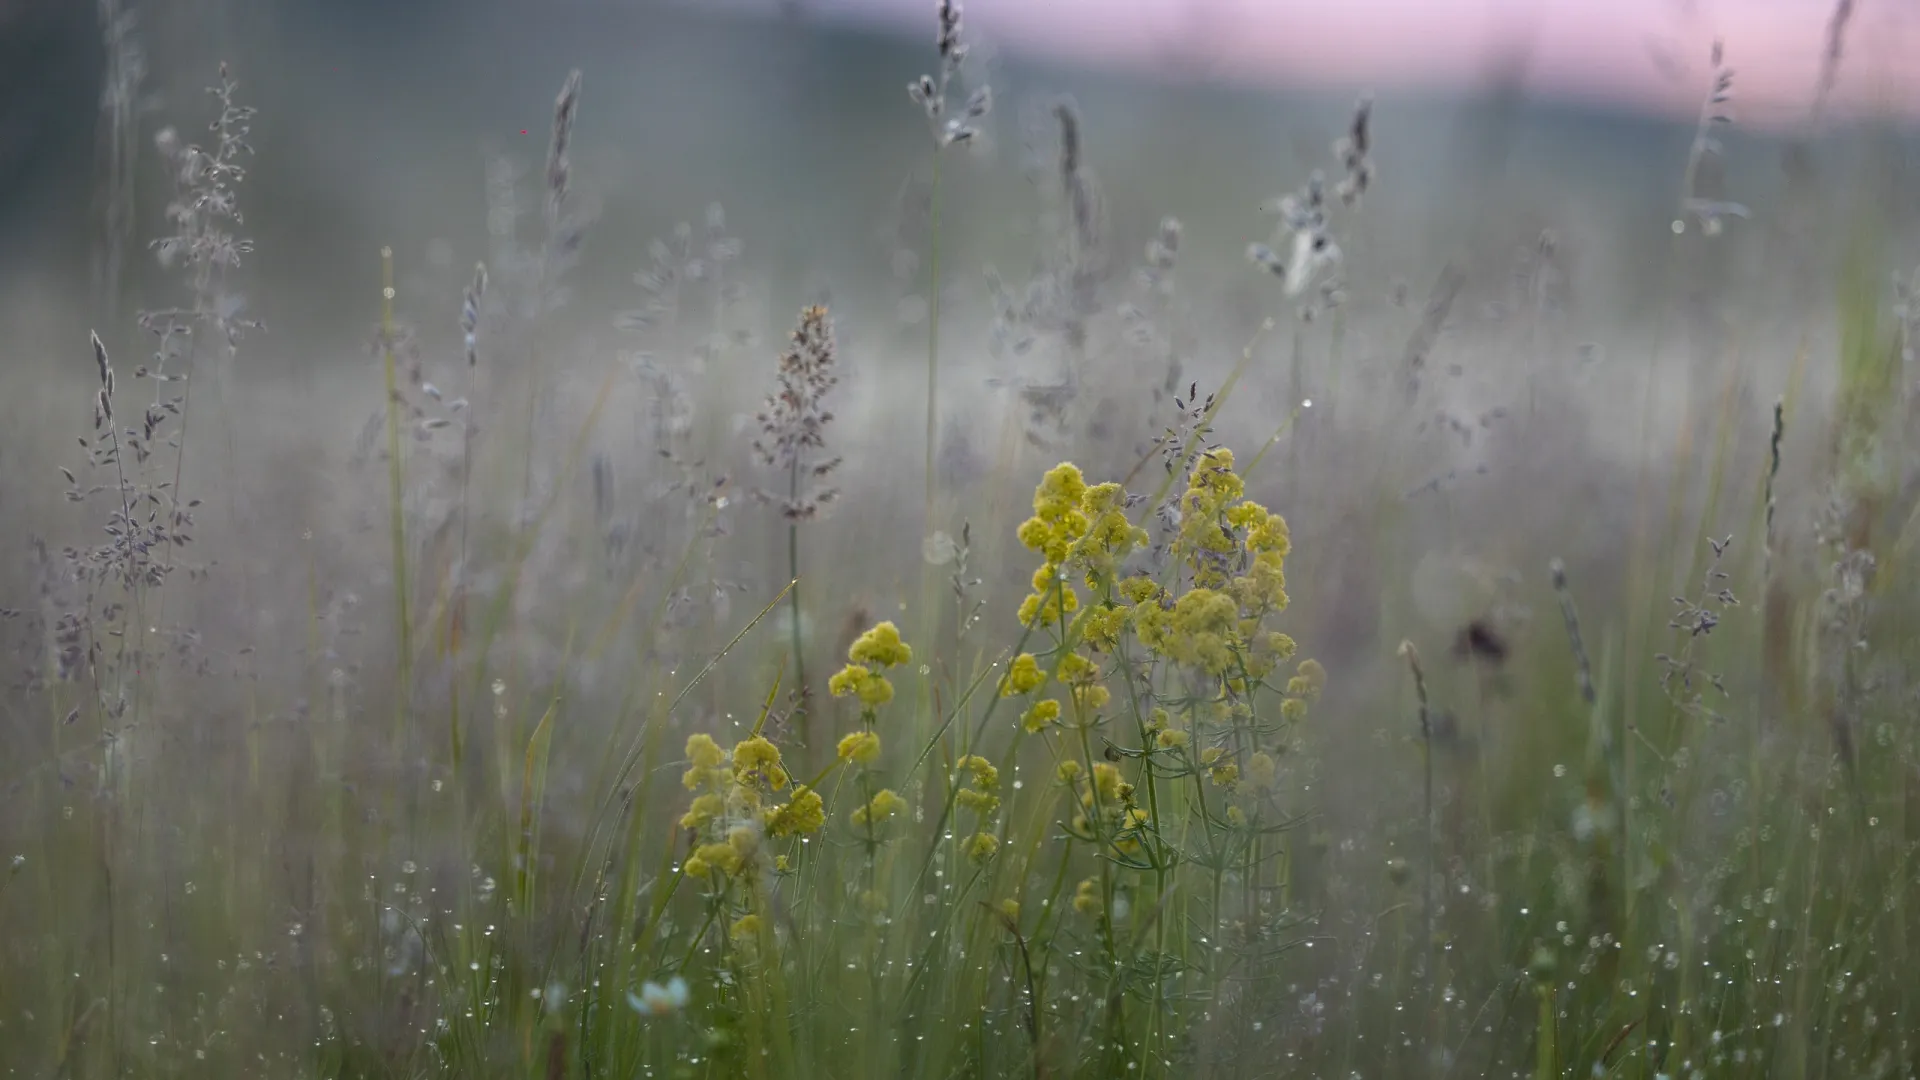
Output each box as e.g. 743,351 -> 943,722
627,975 -> 690,1016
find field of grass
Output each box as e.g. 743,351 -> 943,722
3,3 -> 1920,1078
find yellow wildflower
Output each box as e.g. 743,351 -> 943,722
829,663 -> 895,707
1016,515 -> 1056,555
1288,658 -> 1327,699
687,842 -> 743,879
958,755 -> 999,790
764,785 -> 825,837
850,788 -> 907,826
683,733 -> 729,790
1116,806 -> 1151,853
957,787 -> 1000,817
847,621 -> 912,668
1002,653 -> 1046,696
732,736 -> 790,790
1021,698 -> 1061,733
1259,631 -> 1298,662
686,733 -> 726,769
957,753 -> 1002,819
1075,603 -> 1130,653
680,792 -> 724,831
965,831 -> 999,864
837,730 -> 882,764
1016,579 -> 1078,628
1089,762 -> 1125,805
1056,651 -> 1097,684
1247,751 -> 1278,791
1119,575 -> 1161,605
1032,462 -> 1089,519
1072,877 -> 1102,917
1070,683 -> 1111,713
729,914 -> 764,941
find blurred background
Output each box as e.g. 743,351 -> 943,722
1,0 -> 1918,1072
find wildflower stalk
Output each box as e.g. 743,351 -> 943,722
925,153 -> 943,533
449,261 -> 487,771
521,70 -> 583,518
1398,640 -> 1437,1056
909,0 -> 988,541
380,247 -> 413,742
144,63 -> 256,647
754,305 -> 842,735
787,456 -> 807,727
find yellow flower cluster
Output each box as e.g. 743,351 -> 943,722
1067,761 -> 1148,856
678,730 -> 824,880
830,620 -> 913,709
953,754 -> 1001,865
954,755 -> 1000,817
831,622 -> 918,838
1000,653 -> 1046,696
1001,466 -> 1152,732
850,788 -> 908,827
836,729 -> 881,765
965,831 -> 999,863
1128,449 -> 1298,683
763,786 -> 825,838
1280,658 -> 1327,722
997,453 -> 1322,867
1013,464 -> 1150,630
1020,698 -> 1061,734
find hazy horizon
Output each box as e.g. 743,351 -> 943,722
730,0 -> 1920,125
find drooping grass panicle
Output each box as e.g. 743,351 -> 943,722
1812,0 -> 1857,124
534,70 -> 589,326
1397,639 -> 1431,737
1333,94 -> 1374,207
1052,100 -> 1105,352
1549,558 -> 1596,709
462,261 -> 489,369
141,62 -> 260,428
907,0 -> 991,538
908,1 -> 990,149
1763,396 -> 1784,583
1248,96 -> 1372,309
547,70 -> 582,230
1678,40 -> 1748,236
1655,536 -> 1738,726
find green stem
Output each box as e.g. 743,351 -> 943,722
788,459 -> 809,742
924,151 -> 944,534
380,247 -> 413,745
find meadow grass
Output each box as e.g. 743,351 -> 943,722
3,8 -> 1920,1080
